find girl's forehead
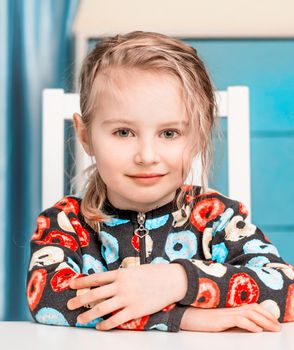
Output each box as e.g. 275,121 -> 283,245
94,67 -> 182,96
92,67 -> 185,111
88,67 -> 190,129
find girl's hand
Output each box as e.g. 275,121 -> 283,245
67,263 -> 188,330
181,303 -> 282,333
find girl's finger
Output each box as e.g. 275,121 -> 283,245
68,283 -> 116,310
234,315 -> 263,333
245,310 -> 281,332
70,270 -> 118,289
252,303 -> 281,325
96,307 -> 132,331
241,303 -> 280,326
77,296 -> 123,325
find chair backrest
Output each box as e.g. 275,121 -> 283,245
42,86 -> 251,221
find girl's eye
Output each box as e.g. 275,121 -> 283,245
161,129 -> 181,139
113,128 -> 181,139
113,129 -> 133,137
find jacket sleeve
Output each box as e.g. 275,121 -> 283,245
114,303 -> 188,332
170,199 -> 294,324
26,197 -> 109,328
26,197 -> 186,332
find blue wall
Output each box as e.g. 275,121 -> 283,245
184,39 -> 294,264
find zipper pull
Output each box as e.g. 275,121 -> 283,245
134,212 -> 149,238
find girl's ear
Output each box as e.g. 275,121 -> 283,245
72,113 -> 94,156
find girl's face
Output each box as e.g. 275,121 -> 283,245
74,68 -> 194,212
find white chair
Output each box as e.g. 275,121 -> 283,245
42,87 -> 251,221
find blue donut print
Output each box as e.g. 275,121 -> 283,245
99,231 -> 119,264
243,239 -> 280,257
103,218 -> 129,227
245,256 -> 270,267
245,256 -> 284,290
212,242 -> 228,263
165,230 -> 197,260
35,307 -> 69,326
67,257 -> 81,274
148,323 -> 168,331
212,208 -> 235,235
82,254 -> 107,275
150,257 -> 170,264
145,215 -> 169,230
76,317 -> 103,328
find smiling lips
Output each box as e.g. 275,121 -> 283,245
128,174 -> 165,184
129,173 -> 165,178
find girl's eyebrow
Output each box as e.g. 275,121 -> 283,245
102,119 -> 188,127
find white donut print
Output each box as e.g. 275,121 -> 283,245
29,246 -> 64,270
57,211 -> 75,232
120,256 -> 141,268
202,227 -> 213,260
225,215 -> 256,241
172,205 -> 192,227
266,263 -> 294,280
190,259 -> 227,277
145,235 -> 153,258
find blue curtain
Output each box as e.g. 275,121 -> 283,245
0,0 -> 80,321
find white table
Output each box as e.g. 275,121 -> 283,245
1,321 -> 294,350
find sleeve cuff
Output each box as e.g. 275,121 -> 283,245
170,259 -> 199,305
167,304 -> 189,332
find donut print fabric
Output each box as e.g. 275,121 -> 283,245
26,185 -> 294,332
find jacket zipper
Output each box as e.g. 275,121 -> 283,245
134,212 -> 149,264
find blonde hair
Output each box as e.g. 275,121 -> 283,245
70,31 -> 222,233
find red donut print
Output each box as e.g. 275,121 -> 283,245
27,269 -> 47,311
185,190 -> 219,203
69,218 -> 90,247
36,231 -> 79,251
191,277 -> 220,308
191,198 -> 226,232
115,314 -> 150,330
284,283 -> 294,322
131,235 -> 140,252
239,202 -> 248,217
162,303 -> 176,312
31,216 -> 50,240
50,267 -> 82,292
226,272 -> 259,307
54,197 -> 79,215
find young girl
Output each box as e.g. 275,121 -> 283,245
26,31 -> 294,333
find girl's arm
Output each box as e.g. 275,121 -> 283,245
26,196 -> 187,331
180,303 -> 281,333
170,198 -> 294,324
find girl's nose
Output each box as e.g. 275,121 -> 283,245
134,140 -> 161,164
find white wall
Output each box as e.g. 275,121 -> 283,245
73,0 -> 294,37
